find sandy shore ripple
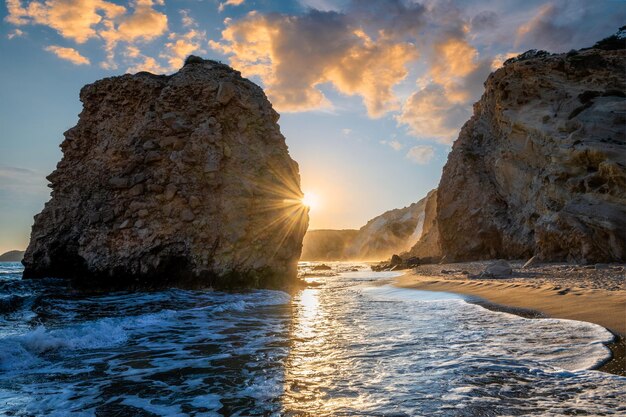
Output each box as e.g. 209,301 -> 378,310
394,260 -> 626,376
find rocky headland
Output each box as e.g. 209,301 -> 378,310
0,250 -> 24,262
22,56 -> 308,289
435,34 -> 625,264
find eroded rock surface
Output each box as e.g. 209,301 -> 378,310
437,36 -> 626,263
23,57 -> 308,289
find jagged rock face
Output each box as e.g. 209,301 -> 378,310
406,189 -> 441,261
23,58 -> 308,289
437,45 -> 625,263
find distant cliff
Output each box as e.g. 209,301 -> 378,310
345,198 -> 428,260
23,56 -> 308,289
436,32 -> 626,263
301,229 -> 358,261
302,192 -> 433,261
0,250 -> 24,262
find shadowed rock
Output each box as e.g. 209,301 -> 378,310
23,56 -> 308,290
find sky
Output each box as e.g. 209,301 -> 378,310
0,0 -> 624,253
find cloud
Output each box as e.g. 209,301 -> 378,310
160,28 -> 206,70
380,139 -> 403,151
514,1 -> 626,52
180,9 -> 194,27
44,45 -> 91,65
6,0 -> 168,70
100,0 -> 168,69
397,33 -> 492,143
125,11 -> 206,73
210,9 -> 418,117
218,0 -> 245,13
126,55 -> 165,73
7,28 -> 24,39
470,10 -> 498,32
491,51 -> 520,70
7,0 -> 623,144
515,4 -> 574,51
6,0 -> 125,43
398,85 -> 471,143
406,145 -> 434,165
388,140 -> 403,151
0,166 -> 48,195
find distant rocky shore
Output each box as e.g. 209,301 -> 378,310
22,56 -> 308,290
0,250 -> 24,262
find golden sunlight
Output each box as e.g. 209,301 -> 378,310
301,192 -> 319,210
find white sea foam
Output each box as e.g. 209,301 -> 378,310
0,263 -> 624,417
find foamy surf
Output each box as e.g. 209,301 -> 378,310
0,261 -> 624,416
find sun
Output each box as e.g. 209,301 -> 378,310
301,192 -> 319,210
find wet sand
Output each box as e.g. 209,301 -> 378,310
395,261 -> 626,376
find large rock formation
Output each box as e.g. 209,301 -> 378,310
23,57 -> 308,289
437,33 -> 626,263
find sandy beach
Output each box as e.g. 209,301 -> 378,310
395,261 -> 626,376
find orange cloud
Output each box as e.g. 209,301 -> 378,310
126,55 -> 165,73
397,33 -> 492,142
160,26 -> 206,70
44,45 -> 91,65
6,0 -> 167,70
218,0 -> 245,13
6,0 -> 125,43
211,11 -> 417,117
125,12 -> 206,74
429,37 -> 479,103
397,84 -> 471,143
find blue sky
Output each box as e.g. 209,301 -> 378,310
0,0 -> 623,253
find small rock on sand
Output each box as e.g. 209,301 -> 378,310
482,259 -> 513,278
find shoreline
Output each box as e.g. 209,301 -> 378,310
394,271 -> 626,376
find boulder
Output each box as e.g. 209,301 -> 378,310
482,260 -> 513,278
390,254 -> 403,266
22,56 -> 308,290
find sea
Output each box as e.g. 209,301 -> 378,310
0,261 -> 624,416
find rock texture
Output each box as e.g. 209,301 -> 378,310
437,33 -> 626,263
23,57 -> 308,289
